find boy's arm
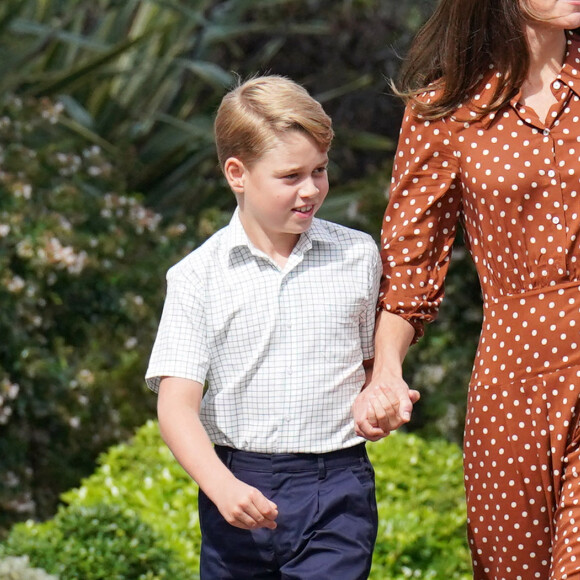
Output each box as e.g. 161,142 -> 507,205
157,377 -> 278,530
353,310 -> 420,441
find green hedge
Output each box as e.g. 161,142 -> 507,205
370,434 -> 471,579
2,421 -> 471,579
2,503 -> 190,580
0,555 -> 58,580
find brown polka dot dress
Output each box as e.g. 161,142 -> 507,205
379,33 -> 580,580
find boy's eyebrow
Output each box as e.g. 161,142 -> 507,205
274,156 -> 329,175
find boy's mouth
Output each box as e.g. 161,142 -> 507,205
293,205 -> 314,214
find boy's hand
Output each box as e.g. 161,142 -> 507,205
214,477 -> 278,530
353,376 -> 420,441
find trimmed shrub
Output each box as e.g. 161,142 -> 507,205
61,420 -> 202,571
1,503 -> 192,580
0,556 -> 57,580
3,421 -> 471,578
369,433 -> 471,579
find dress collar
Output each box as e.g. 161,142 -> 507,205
451,31 -> 580,128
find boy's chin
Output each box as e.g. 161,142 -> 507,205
288,220 -> 313,234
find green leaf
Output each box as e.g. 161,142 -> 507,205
31,33 -> 155,96
176,59 -> 233,89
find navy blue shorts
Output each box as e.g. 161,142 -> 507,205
198,444 -> 378,580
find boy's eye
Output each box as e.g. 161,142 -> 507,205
281,166 -> 326,180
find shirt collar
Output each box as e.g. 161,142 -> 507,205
301,216 -> 338,247
223,207 -> 338,264
558,31 -> 580,96
224,207 -> 252,253
452,31 -> 580,129
509,32 -> 580,103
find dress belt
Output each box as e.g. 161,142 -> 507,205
475,281 -> 580,383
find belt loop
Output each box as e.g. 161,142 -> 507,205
225,448 -> 234,469
317,456 -> 326,480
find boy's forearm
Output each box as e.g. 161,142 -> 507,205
157,377 -> 236,497
157,376 -> 278,530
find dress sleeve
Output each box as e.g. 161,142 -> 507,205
378,103 -> 462,342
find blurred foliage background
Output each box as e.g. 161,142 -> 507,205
0,0 -> 482,573
0,422 -> 472,579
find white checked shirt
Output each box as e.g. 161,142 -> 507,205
146,209 -> 381,453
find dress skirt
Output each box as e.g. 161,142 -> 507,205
465,281 -> 580,579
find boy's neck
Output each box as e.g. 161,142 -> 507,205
238,213 -> 301,268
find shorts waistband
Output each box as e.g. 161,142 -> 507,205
214,443 -> 368,477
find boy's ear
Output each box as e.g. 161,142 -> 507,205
223,157 -> 246,194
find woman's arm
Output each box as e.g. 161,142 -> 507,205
352,310 -> 420,440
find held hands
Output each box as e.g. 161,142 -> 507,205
213,476 -> 278,531
353,374 -> 420,441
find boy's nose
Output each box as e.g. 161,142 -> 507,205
299,180 -> 319,197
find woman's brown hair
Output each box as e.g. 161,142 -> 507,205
393,0 -> 531,119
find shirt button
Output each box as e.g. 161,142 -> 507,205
287,368 -> 293,375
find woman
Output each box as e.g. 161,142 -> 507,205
353,1 -> 580,578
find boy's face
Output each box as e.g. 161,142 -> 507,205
225,130 -> 329,256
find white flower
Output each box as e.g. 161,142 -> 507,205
44,237 -> 88,274
13,183 -> 32,199
77,369 -> 95,386
0,406 -> 12,424
7,382 -> 19,399
6,276 -> 25,293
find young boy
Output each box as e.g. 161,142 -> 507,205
146,75 -> 381,579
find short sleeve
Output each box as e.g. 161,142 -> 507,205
378,102 -> 462,342
145,269 -> 210,393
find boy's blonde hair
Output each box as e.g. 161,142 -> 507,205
214,75 -> 334,170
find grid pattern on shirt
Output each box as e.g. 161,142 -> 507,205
146,211 -> 381,453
